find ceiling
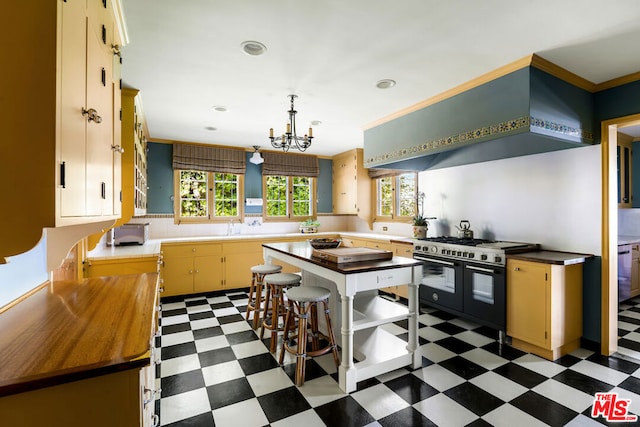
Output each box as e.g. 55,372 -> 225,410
120,0 -> 640,157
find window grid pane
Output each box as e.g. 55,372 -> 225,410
292,177 -> 312,217
397,173 -> 416,217
378,177 -> 393,216
266,176 -> 288,217
179,170 -> 208,217
213,173 -> 239,217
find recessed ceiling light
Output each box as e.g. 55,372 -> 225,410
205,126 -> 217,131
376,79 -> 396,89
211,106 -> 227,112
311,120 -> 322,126
241,40 -> 267,56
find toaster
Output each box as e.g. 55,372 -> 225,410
110,223 -> 149,246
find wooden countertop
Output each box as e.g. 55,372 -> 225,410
507,250 -> 593,265
0,273 -> 159,397
263,241 -> 420,274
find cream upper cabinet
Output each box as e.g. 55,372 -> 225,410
332,149 -> 371,223
1,0 -> 126,261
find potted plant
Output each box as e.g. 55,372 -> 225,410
412,215 -> 429,239
299,218 -> 320,234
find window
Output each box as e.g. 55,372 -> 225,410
264,175 -> 315,220
375,172 -> 417,221
175,170 -> 243,221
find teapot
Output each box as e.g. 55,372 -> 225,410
456,220 -> 474,239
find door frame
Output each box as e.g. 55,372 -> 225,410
601,113 -> 640,356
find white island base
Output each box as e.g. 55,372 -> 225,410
263,242 -> 422,393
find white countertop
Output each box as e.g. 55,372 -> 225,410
619,235 -> 640,245
86,231 -> 412,260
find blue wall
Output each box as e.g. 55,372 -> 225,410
146,143 -> 333,215
147,142 -> 174,214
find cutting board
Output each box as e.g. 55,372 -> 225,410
312,247 -> 393,263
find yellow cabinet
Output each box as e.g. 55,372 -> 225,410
223,241 -> 264,289
161,243 -> 223,297
332,149 -> 371,222
506,258 -> 583,360
341,237 -> 367,248
118,88 -> 148,220
2,0 -> 125,260
85,256 -> 160,278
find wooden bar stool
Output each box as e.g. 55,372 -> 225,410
279,286 -> 340,386
245,264 -> 282,329
260,273 -> 301,352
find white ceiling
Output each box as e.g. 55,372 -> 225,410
120,0 -> 640,156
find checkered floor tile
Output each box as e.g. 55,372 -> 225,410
153,290 -> 640,426
619,296 -> 640,361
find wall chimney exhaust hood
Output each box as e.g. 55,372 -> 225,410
363,60 -> 595,172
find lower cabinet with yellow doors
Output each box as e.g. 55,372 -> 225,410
160,237 -> 322,297
161,242 -> 223,297
506,253 -> 586,361
85,255 -> 161,278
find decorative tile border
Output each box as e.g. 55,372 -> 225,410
364,116 -> 593,167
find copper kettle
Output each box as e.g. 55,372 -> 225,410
456,220 -> 474,239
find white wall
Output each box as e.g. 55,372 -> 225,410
419,144 -> 602,255
0,236 -> 48,307
619,209 -> 640,236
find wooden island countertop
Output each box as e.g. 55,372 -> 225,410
0,273 -> 159,397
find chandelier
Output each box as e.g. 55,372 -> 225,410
269,94 -> 313,152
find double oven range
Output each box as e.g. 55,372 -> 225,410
413,237 -> 538,338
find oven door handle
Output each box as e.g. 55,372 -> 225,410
414,255 -> 455,266
465,265 -> 497,274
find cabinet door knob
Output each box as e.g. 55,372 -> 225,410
513,267 -> 520,271
81,107 -> 102,123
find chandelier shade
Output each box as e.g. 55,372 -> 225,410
269,94 -> 314,152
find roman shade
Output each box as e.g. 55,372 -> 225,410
262,152 -> 319,177
172,143 -> 246,174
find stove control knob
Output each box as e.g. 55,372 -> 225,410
457,251 -> 463,257
462,252 -> 468,258
494,256 -> 502,263
442,249 -> 448,255
415,245 -> 421,252
480,254 -> 488,261
431,246 -> 438,253
468,253 -> 475,259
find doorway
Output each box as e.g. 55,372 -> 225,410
602,113 -> 640,357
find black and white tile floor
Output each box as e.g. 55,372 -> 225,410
156,290 -> 640,426
619,296 -> 640,362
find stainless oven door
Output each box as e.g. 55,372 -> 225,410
415,254 -> 463,312
463,262 -> 506,330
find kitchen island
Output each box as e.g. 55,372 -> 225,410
262,241 -> 422,393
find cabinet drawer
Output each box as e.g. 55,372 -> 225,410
162,243 -> 222,258
366,241 -> 391,251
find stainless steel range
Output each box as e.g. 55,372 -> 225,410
413,237 -> 538,335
